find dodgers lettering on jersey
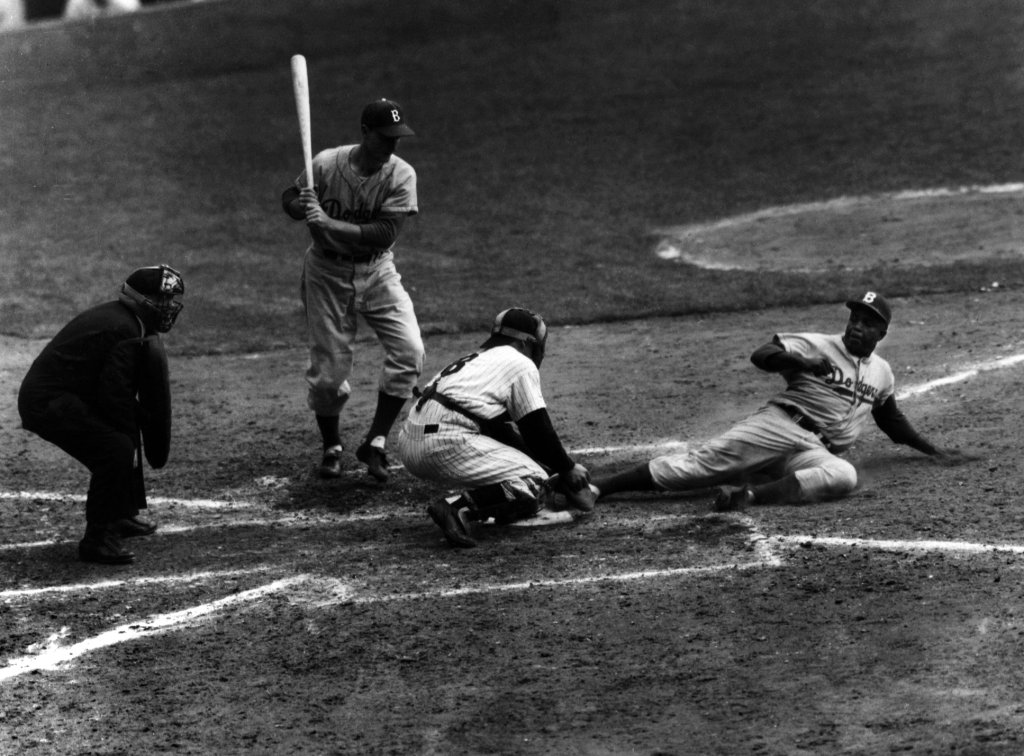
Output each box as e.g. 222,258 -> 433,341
413,346 -> 547,430
295,144 -> 417,257
772,332 -> 895,448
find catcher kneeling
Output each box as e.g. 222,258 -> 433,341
397,307 -> 596,548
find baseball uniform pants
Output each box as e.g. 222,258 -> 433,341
648,404 -> 858,502
301,249 -> 424,416
19,393 -> 146,525
398,419 -> 547,504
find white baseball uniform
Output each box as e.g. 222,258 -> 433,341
296,145 -> 424,415
649,332 -> 895,502
397,346 -> 549,499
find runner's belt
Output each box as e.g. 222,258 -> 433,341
773,402 -> 835,450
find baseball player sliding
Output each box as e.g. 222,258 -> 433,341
282,98 -> 425,482
592,292 -> 976,509
398,308 -> 595,547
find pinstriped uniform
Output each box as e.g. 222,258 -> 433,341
397,346 -> 548,495
650,332 -> 895,501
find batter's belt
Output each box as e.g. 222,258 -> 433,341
319,247 -> 383,263
771,402 -> 837,452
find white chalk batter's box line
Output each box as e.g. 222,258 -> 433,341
5,524 -> 1024,684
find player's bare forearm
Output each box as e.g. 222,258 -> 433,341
872,396 -> 978,464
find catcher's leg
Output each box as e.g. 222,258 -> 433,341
464,478 -> 545,525
426,494 -> 478,548
425,479 -> 543,548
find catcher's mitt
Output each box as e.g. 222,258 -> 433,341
543,472 -> 598,513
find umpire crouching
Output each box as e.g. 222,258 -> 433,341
18,265 -> 185,565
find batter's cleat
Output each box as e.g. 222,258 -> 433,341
318,445 -> 344,479
714,485 -> 756,512
113,516 -> 158,538
427,500 -> 477,548
79,526 -> 135,565
356,437 -> 389,482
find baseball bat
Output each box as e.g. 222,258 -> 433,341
290,54 -> 314,190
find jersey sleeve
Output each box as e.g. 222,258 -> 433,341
875,360 -> 896,405
381,159 -> 417,216
774,332 -> 823,360
506,361 -> 546,422
294,148 -> 340,196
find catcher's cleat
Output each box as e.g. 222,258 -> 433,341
79,526 -> 135,565
714,485 -> 755,512
427,500 -> 477,548
318,445 -> 343,479
356,438 -> 389,482
113,516 -> 158,538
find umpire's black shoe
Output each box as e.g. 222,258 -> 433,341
713,485 -> 755,512
356,439 -> 389,482
113,516 -> 158,538
318,445 -> 343,479
427,500 -> 477,548
79,526 -> 135,565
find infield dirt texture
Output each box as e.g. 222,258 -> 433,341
3,1 -> 1024,754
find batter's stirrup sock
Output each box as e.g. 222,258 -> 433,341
366,392 -> 408,442
316,414 -> 342,450
750,474 -> 802,505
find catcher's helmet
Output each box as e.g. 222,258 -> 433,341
120,264 -> 185,333
491,307 -> 547,366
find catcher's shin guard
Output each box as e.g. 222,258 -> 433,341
465,481 -> 541,525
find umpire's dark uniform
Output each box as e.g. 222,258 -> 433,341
19,301 -> 159,564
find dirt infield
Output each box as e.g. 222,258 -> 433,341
3,288 -> 1024,754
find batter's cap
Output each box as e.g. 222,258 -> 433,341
491,307 -> 547,345
846,290 -> 891,325
361,98 -> 415,138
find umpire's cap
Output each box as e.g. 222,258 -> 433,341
491,307 -> 547,345
846,291 -> 891,326
361,98 -> 415,138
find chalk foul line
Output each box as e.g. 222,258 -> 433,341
0,576 -> 306,683
0,567 -> 276,599
772,534 -> 1024,555
6,526 -> 1024,683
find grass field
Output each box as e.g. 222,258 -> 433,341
2,0 -> 1024,351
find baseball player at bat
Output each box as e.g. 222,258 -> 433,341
18,265 -> 185,564
592,292 -> 976,510
282,98 -> 425,482
397,308 -> 595,548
